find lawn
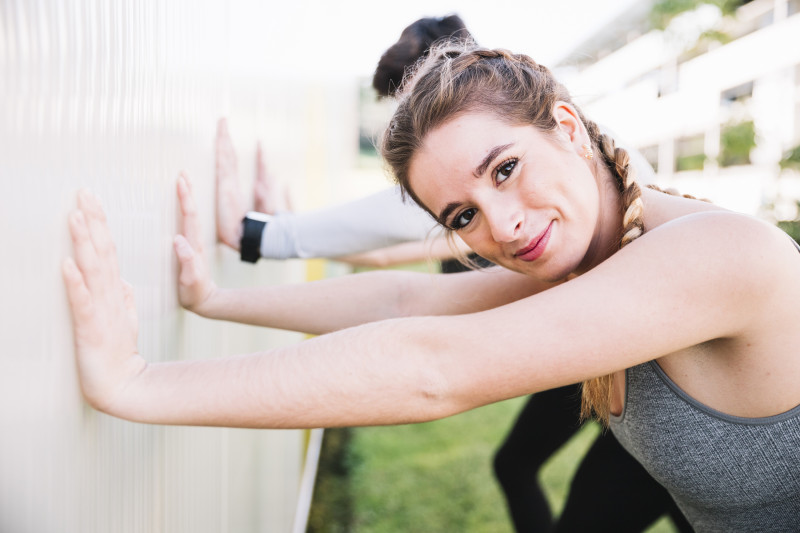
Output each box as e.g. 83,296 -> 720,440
308,396 -> 680,532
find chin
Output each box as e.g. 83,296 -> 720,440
522,259 -> 576,283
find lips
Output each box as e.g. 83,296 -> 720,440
514,222 -> 553,262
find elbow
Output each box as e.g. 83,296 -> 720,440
415,364 -> 451,411
411,362 -> 476,423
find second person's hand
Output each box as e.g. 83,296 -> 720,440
215,117 -> 246,250
175,173 -> 218,315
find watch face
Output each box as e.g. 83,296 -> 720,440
246,211 -> 271,223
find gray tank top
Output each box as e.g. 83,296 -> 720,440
610,361 -> 800,532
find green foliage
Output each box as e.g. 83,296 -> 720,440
774,201 -> 800,244
715,0 -> 746,16
718,120 -> 755,167
307,428 -> 355,533
698,28 -> 732,44
676,153 -> 707,171
779,144 -> 800,171
651,0 -> 703,29
650,0 -> 745,30
777,219 -> 800,244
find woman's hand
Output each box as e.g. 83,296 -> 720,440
174,173 -> 218,315
215,118 -> 293,251
63,190 -> 147,412
254,141 -> 292,214
215,117 -> 246,250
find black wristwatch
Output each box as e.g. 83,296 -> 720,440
240,211 -> 271,263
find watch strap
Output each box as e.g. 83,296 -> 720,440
240,212 -> 270,263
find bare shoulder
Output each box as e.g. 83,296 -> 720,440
614,210 -> 800,326
643,209 -> 799,274
544,209 -> 800,349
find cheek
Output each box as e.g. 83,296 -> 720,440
459,228 -> 494,258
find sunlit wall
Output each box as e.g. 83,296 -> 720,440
0,1 -> 361,532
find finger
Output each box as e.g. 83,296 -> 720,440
215,120 -> 237,176
174,234 -> 196,266
182,170 -> 193,194
254,141 -> 276,214
121,279 -> 136,313
176,174 -> 203,251
77,189 -> 120,280
217,117 -> 228,139
62,257 -> 94,323
174,235 -> 202,286
121,279 -> 139,335
68,209 -> 103,292
256,142 -> 265,179
216,118 -> 232,153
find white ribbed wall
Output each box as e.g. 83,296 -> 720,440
0,1 -> 360,532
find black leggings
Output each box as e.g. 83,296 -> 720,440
493,384 -> 694,533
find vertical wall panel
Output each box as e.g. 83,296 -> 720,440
0,1 -> 361,531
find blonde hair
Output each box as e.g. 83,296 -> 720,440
380,42 -> 646,424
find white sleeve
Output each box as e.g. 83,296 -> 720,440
260,185 -> 442,259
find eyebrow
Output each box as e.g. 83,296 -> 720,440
437,201 -> 461,227
436,142 -> 514,226
474,143 -> 514,178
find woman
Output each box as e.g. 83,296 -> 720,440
217,115 -> 685,531
216,16 -> 675,525
64,42 -> 800,531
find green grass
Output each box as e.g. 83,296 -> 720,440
308,396 -> 681,532
348,399 -> 525,533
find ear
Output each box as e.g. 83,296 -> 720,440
553,101 -> 590,153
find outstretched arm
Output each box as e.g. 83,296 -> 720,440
334,235 -> 471,268
215,118 -> 438,259
177,174 -> 550,333
65,190 -> 776,429
63,187 -> 549,426
64,185 -> 780,427
257,185 -> 439,260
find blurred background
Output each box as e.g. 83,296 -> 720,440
2,1 -> 799,532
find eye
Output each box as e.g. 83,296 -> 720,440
451,208 -> 477,230
494,158 -> 517,185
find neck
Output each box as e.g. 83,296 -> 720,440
574,165 -> 624,276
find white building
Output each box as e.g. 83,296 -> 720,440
558,0 -> 800,217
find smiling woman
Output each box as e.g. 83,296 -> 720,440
406,112 -> 607,283
382,46 -> 653,421
65,42 -> 800,531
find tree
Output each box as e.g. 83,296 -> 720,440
650,0 -> 747,30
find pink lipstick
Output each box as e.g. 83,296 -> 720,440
515,222 -> 553,262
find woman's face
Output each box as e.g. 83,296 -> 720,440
407,111 -> 605,281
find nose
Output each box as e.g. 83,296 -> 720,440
484,203 -> 523,243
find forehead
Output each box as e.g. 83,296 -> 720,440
407,112 -> 533,212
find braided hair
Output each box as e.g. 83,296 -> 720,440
381,41 -> 648,424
